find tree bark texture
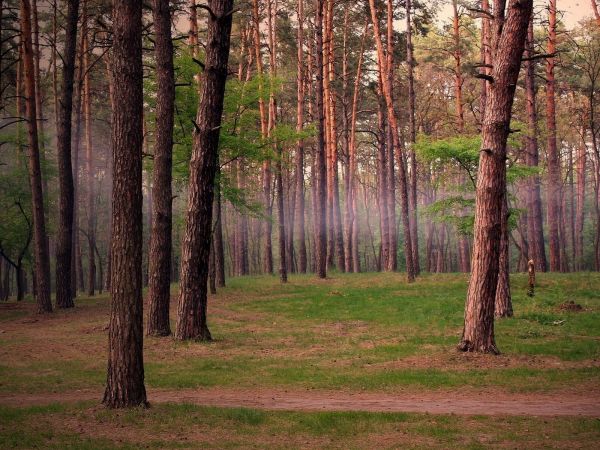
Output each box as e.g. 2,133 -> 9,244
20,0 -> 52,313
55,0 -> 80,309
103,0 -> 147,408
146,0 -> 175,337
459,0 -> 532,353
175,0 -> 234,340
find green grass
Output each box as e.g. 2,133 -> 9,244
0,272 -> 599,395
1,402 -> 599,449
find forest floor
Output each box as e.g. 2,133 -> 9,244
1,272 -> 599,448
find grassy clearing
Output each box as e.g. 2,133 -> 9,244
0,272 -> 598,395
1,401 -> 599,449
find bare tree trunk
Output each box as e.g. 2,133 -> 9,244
103,0 -> 147,408
592,0 -> 600,26
83,25 -> 96,296
214,175 -> 226,287
314,0 -> 327,278
524,19 -> 547,272
546,0 -> 562,271
55,0 -> 80,308
73,28 -> 85,295
575,130 -> 586,270
495,193 -> 513,317
295,0 -> 307,274
368,0 -> 415,281
406,0 -> 419,275
146,0 -> 175,336
276,151 -> 288,283
175,0 -> 234,340
20,0 -> 51,313
459,0 -> 532,353
345,21 -> 367,273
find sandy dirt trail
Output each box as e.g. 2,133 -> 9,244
1,388 -> 599,417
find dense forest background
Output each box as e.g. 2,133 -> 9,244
0,0 -> 599,301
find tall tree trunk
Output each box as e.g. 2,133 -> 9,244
73,28 -> 85,295
175,0 -> 234,340
314,0 -> 327,278
384,0 -> 397,272
524,19 -> 547,272
575,130 -> 586,270
406,0 -> 419,275
345,21 -> 367,274
20,0 -> 51,313
276,152 -> 288,283
546,0 -> 562,271
459,0 -> 532,353
103,0 -> 147,408
83,26 -> 96,296
55,0 -> 80,309
295,0 -> 307,274
147,0 -> 175,336
368,0 -> 415,281
376,89 -> 390,272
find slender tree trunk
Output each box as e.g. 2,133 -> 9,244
406,0 -> 419,275
459,0 -> 532,353
524,19 -> 547,272
546,0 -> 562,271
20,0 -> 51,313
368,0 -> 415,281
314,0 -> 327,278
345,21 -> 367,273
295,0 -> 307,274
103,0 -> 147,408
495,193 -> 513,317
575,130 -> 586,270
83,27 -> 96,296
214,174 -> 226,287
73,28 -> 85,295
376,89 -> 390,272
55,0 -> 80,309
146,0 -> 175,336
276,151 -> 288,283
175,0 -> 234,340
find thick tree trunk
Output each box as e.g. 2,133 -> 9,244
546,0 -> 562,272
459,0 -> 532,353
55,0 -> 80,309
103,0 -> 147,408
524,19 -> 547,272
146,0 -> 175,337
175,0 -> 234,340
20,0 -> 51,313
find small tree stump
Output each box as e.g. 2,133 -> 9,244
527,259 -> 535,297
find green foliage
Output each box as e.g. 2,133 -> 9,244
0,155 -> 33,268
415,135 -> 480,185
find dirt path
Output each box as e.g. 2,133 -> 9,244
1,388 -> 599,417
